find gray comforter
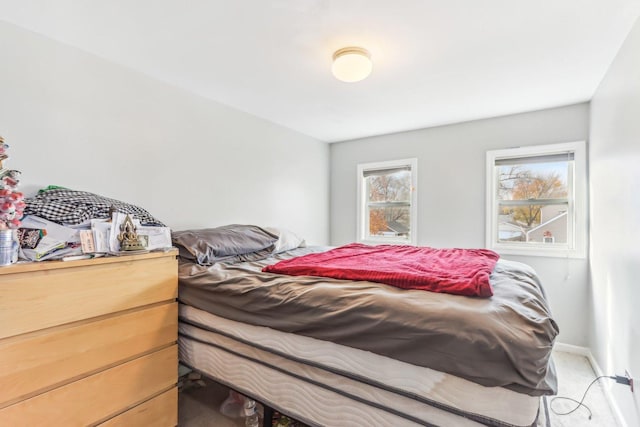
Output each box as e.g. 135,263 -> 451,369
178,246 -> 558,396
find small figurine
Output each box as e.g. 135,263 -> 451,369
117,214 -> 146,251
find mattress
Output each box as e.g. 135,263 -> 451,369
178,247 -> 558,396
179,303 -> 542,427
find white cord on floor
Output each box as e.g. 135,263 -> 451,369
550,375 -> 611,420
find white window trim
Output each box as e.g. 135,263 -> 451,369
357,158 -> 418,245
485,141 -> 587,258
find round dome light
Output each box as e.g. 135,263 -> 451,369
332,47 -> 372,83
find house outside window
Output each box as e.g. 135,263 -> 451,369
486,141 -> 587,258
357,158 -> 418,245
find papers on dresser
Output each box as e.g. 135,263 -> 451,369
18,214 -> 172,260
91,219 -> 112,253
23,242 -> 83,261
136,225 -> 172,251
21,215 -> 80,244
19,215 -> 82,261
21,235 -> 67,260
78,214 -> 172,253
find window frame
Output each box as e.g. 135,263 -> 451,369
357,158 -> 418,245
485,141 -> 587,258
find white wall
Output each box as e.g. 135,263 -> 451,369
0,21 -> 329,245
590,17 -> 640,427
331,103 -> 590,346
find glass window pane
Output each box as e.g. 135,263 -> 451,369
368,206 -> 411,240
358,158 -> 417,245
366,170 -> 411,203
497,203 -> 568,244
487,142 -> 585,256
497,160 -> 569,201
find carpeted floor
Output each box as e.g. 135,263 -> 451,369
179,350 -> 620,426
546,351 -> 621,427
179,378 -> 246,427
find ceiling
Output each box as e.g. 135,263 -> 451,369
1,1 -> 639,142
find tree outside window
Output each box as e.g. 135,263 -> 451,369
357,159 -> 417,245
366,171 -> 411,237
486,141 -> 587,258
497,162 -> 568,244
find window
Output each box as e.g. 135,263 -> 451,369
357,158 -> 418,245
486,141 -> 587,258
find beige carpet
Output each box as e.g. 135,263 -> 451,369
179,377 -> 245,427
179,351 -> 620,426
546,351 -> 621,427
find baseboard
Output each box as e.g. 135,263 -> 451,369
553,342 -> 590,356
554,342 -> 628,427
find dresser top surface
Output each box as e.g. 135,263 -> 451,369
0,248 -> 178,276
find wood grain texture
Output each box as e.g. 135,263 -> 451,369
0,253 -> 178,339
0,345 -> 177,426
0,249 -> 177,275
0,251 -> 178,424
0,302 -> 177,407
98,387 -> 177,427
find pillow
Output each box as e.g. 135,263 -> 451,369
172,224 -> 278,265
264,227 -> 305,253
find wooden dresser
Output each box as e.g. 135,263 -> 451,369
0,250 -> 179,426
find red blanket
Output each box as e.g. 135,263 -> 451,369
263,243 -> 499,297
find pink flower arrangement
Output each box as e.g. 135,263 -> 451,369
0,136 -> 24,230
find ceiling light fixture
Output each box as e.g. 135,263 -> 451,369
332,47 -> 372,83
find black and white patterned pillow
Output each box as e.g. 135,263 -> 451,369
24,188 -> 165,226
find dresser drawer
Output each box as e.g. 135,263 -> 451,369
0,255 -> 177,339
0,302 -> 177,407
99,387 -> 177,427
0,345 -> 177,426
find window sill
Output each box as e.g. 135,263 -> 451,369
358,238 -> 416,246
490,245 -> 587,259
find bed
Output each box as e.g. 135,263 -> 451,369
174,226 -> 558,427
